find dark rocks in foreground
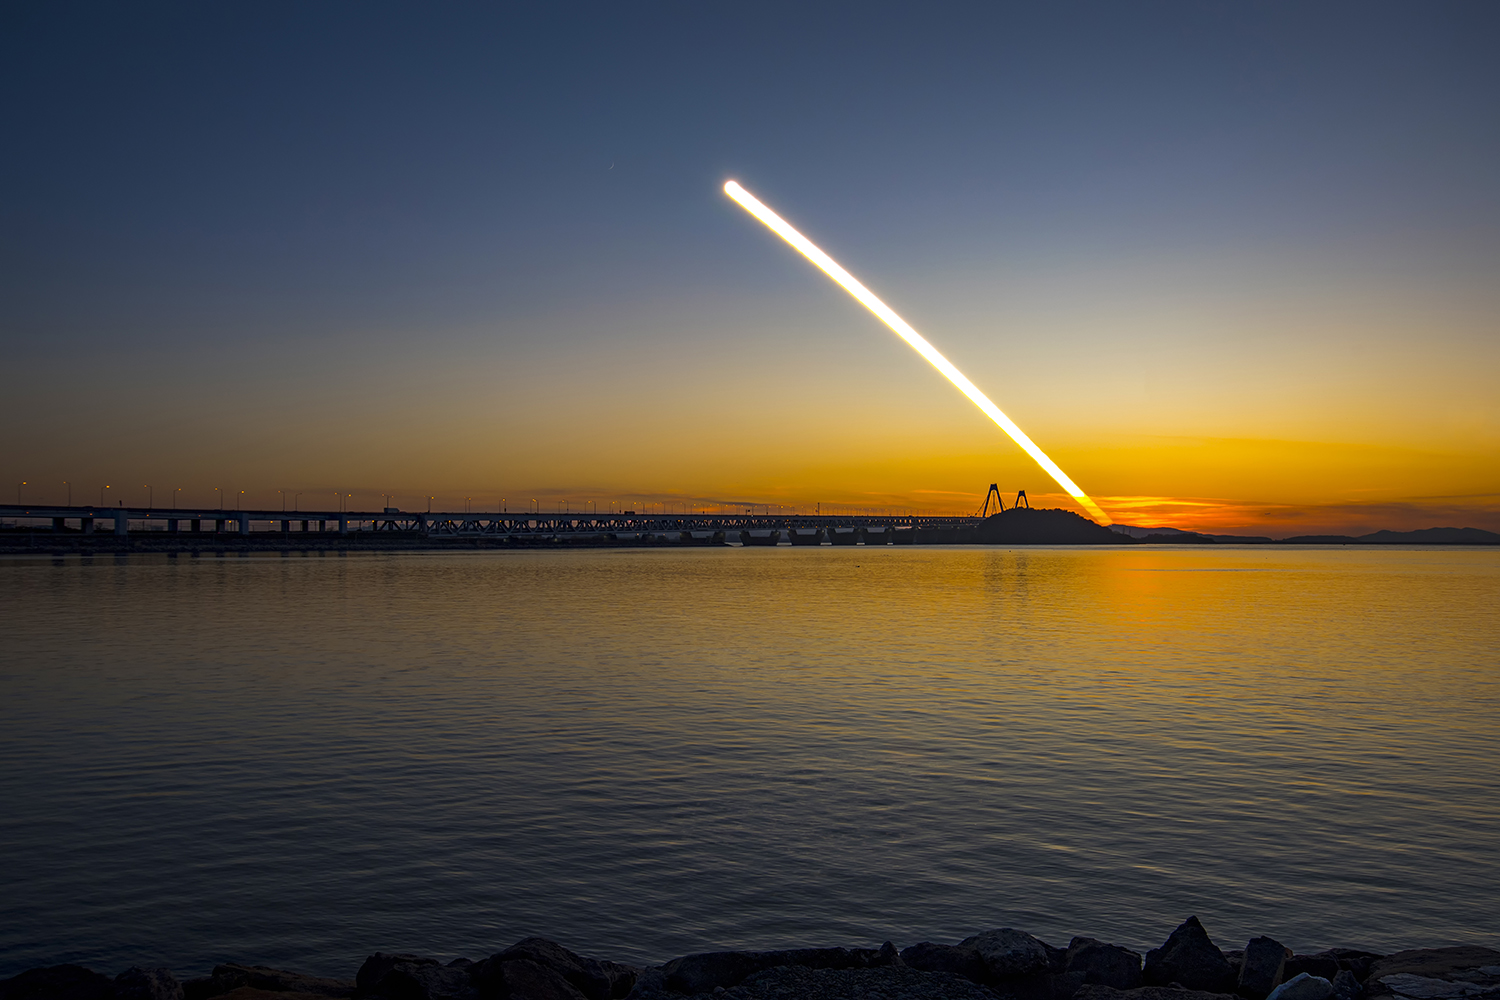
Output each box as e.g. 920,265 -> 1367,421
1143,916 -> 1236,994
5,920 -> 1499,1000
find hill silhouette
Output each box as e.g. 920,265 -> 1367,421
974,507 -> 1128,545
1282,526 -> 1500,545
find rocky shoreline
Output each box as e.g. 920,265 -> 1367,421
4,919 -> 1498,1000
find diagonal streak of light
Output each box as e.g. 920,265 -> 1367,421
724,180 -> 1111,525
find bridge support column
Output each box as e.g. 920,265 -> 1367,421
301,520 -> 309,532
740,530 -> 781,546
168,519 -> 178,533
114,511 -> 128,536
864,528 -> 889,545
53,517 -> 65,532
237,514 -> 250,534
191,519 -> 201,532
82,517 -> 94,534
280,519 -> 290,533
215,519 -> 225,532
338,516 -> 349,536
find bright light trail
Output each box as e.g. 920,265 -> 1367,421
724,180 -> 1111,525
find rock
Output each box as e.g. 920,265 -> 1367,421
1286,961 -> 1342,985
1074,985 -> 1241,1000
1143,918 -> 1236,994
0,966 -> 115,1000
959,929 -> 1052,979
902,944 -> 989,984
1370,952 -> 1500,984
207,988 -> 343,1000
725,965 -> 995,1000
1332,972 -> 1362,1000
190,966 -> 354,1000
1238,939 -> 1290,1000
658,946 -> 898,995
1065,939 -> 1143,990
355,956 -> 475,1000
1267,974 -> 1334,1000
488,940 -> 637,1000
1375,976 -> 1493,1000
115,970 -> 184,1000
490,963 -> 587,1000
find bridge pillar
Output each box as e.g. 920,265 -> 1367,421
828,529 -> 859,545
740,530 -> 781,546
168,519 -> 178,533
280,519 -> 290,533
53,517 -> 65,532
215,519 -> 225,533
81,517 -> 94,534
337,515 -> 349,536
863,528 -> 889,545
788,529 -> 825,546
301,520 -> 309,532
114,510 -> 128,536
237,514 -> 250,534
191,519 -> 201,532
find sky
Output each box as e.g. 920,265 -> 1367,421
3,2 -> 1498,534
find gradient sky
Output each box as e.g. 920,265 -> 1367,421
3,2 -> 1498,534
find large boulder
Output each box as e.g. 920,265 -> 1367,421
115,970 -> 184,1000
1268,975 -> 1334,1000
1065,939 -> 1143,990
0,966 -> 115,1000
1143,918 -> 1236,994
657,945 -> 898,995
484,963 -> 586,1000
1238,938 -> 1290,1000
187,966 -> 354,1000
1332,971 -> 1363,1000
113,971 -> 183,1000
1369,951 -> 1500,984
959,930 -> 1052,979
484,940 -> 636,1000
355,956 -> 475,1000
901,944 -> 989,985
1373,975 -> 1496,1000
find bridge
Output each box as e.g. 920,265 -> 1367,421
0,504 -> 984,545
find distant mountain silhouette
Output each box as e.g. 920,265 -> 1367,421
1282,526 -> 1500,545
975,507 -> 1129,545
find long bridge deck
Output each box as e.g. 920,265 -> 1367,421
0,504 -> 982,544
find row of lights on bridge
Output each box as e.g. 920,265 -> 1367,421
14,483 -> 933,518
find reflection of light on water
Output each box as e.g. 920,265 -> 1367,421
724,180 -> 1111,526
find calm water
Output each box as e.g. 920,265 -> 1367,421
2,547 -> 1497,978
